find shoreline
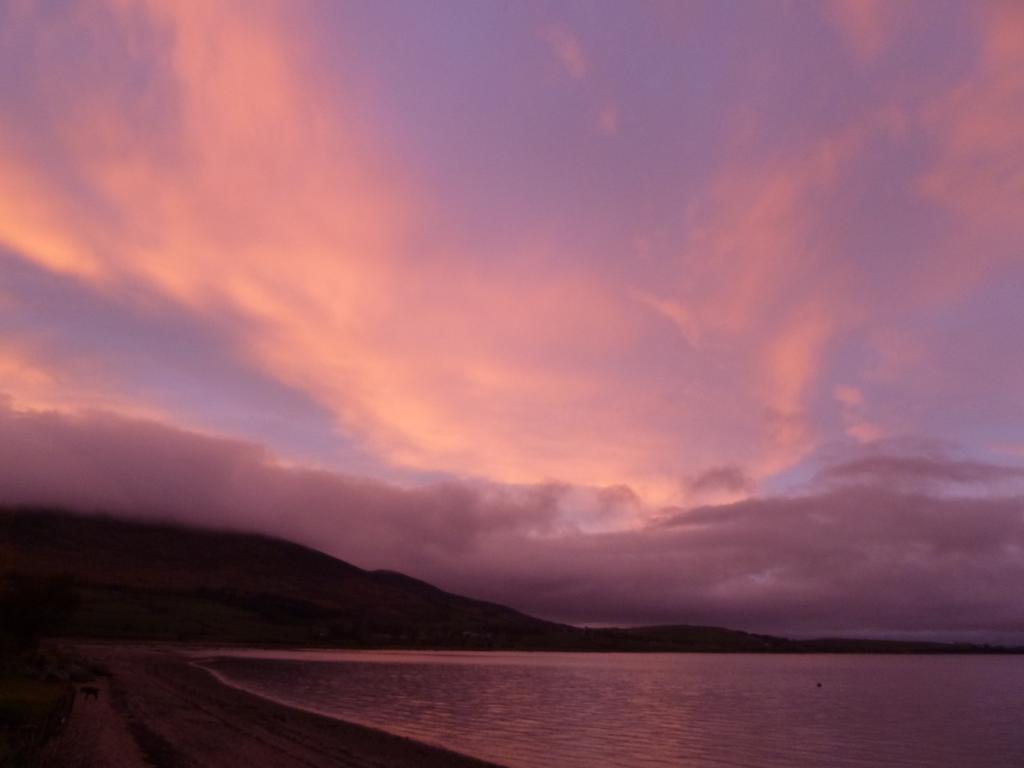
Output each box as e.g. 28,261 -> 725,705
191,655 -> 424,745
43,643 -> 503,768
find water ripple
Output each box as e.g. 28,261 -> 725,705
201,651 -> 1024,768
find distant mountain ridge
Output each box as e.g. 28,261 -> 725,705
2,508 -> 1019,654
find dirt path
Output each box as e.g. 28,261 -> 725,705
41,676 -> 147,768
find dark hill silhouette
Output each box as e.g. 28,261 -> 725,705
1,508 -> 1019,653
0,507 -> 560,647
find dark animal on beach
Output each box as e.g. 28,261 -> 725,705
80,685 -> 100,700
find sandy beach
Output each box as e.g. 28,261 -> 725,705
41,645 -> 502,768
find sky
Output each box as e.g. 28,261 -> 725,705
1,0 -> 1023,640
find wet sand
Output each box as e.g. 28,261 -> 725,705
43,645 -> 502,768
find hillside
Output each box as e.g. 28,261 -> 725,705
0,508 -> 561,647
2,508 -> 1018,653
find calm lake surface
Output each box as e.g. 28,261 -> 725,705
199,650 -> 1024,768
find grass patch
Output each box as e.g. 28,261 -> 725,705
0,678 -> 67,725
0,677 -> 72,767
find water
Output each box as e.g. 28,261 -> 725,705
198,650 -> 1024,768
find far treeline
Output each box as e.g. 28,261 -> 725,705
1,507 -> 1021,655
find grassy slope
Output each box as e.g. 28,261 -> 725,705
0,677 -> 72,766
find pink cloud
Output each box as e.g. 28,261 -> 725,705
825,0 -> 893,63
1,0 -> 1022,520
597,103 -> 620,136
537,24 -> 588,80
834,386 -> 885,443
655,117 -> 892,475
0,1 -> 674,498
634,292 -> 701,348
915,2 -> 1024,298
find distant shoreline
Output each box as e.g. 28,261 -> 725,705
57,634 -> 1024,655
43,643 -> 503,768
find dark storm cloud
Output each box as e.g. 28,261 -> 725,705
2,400 -> 1023,642
818,454 -> 1024,489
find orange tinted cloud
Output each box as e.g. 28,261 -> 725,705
0,345 -> 56,406
0,341 -> 166,422
3,1 -> 1019,512
662,132 -> 863,472
0,0 -> 680,499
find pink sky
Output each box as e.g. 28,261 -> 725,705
1,1 -> 1022,637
